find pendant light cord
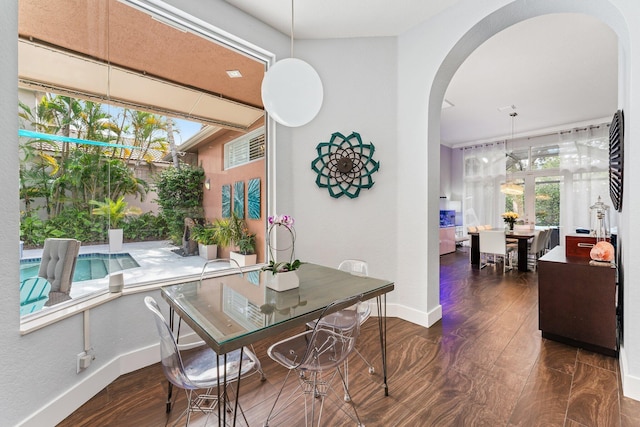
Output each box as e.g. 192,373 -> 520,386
290,0 -> 295,58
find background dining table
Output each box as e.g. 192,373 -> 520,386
469,231 -> 535,272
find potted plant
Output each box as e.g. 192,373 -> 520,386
262,214 -> 302,291
215,213 -> 257,266
91,196 -> 142,252
231,230 -> 257,266
228,213 -> 257,266
190,222 -> 219,260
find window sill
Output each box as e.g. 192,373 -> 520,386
19,265 -> 264,335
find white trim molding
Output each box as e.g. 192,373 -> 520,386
620,345 -> 640,401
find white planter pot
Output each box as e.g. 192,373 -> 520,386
266,270 -> 299,292
230,251 -> 257,267
109,272 -> 124,293
198,243 -> 218,260
109,228 -> 123,252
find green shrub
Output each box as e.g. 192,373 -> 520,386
154,165 -> 205,244
123,212 -> 170,241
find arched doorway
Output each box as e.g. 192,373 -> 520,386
425,0 -> 632,396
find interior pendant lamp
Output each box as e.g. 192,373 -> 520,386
501,111 -> 524,196
261,0 -> 323,127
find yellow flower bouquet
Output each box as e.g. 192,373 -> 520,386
501,211 -> 519,229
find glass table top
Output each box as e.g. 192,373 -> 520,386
161,263 -> 394,353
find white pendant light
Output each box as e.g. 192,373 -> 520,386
261,0 -> 323,127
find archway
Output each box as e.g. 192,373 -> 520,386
426,0 -> 632,393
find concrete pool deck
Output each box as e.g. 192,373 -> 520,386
22,240 -> 238,298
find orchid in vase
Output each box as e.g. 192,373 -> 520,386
262,214 -> 303,275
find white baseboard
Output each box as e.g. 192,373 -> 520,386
368,301 -> 442,327
17,332 -> 202,427
619,345 -> 640,401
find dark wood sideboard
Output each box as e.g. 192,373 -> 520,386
538,246 -> 618,356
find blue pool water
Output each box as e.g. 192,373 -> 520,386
20,253 -> 139,283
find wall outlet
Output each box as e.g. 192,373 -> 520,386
76,351 -> 94,373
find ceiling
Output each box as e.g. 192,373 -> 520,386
19,0 -> 618,146
18,0 -> 265,132
224,1 -> 618,146
224,0 -> 463,39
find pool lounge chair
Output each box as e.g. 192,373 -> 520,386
39,238 -> 81,306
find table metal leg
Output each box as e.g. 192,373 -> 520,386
518,238 -> 529,272
376,294 -> 389,396
470,234 -> 480,268
166,309 -> 176,413
216,352 -> 223,425
213,348 -> 248,427
232,349 -> 241,426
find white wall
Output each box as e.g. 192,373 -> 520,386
286,37 -> 398,289
4,0 -> 640,424
440,145 -> 452,198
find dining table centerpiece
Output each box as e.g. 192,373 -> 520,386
262,214 -> 302,291
501,211 -> 519,231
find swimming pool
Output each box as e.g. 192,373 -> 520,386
20,252 -> 140,283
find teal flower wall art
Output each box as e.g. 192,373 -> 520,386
311,131 -> 380,199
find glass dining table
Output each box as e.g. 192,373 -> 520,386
161,262 -> 395,426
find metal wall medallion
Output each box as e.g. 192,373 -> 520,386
311,131 -> 380,199
609,109 -> 624,212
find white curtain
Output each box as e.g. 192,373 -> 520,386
559,126 -> 617,236
462,142 -> 505,229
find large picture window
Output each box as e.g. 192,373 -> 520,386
18,0 -> 268,318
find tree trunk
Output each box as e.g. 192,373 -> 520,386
167,119 -> 180,169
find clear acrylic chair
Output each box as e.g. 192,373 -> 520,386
264,294 -> 365,427
335,261 -> 374,374
308,260 -> 374,397
336,260 -> 373,371
144,296 -> 261,426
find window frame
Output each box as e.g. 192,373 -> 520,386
18,0 -> 277,331
224,127 -> 266,170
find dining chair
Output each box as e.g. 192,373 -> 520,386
514,224 -> 534,232
264,294 -> 365,427
144,296 -> 261,426
335,260 -> 374,373
527,229 -> 551,271
305,260 -> 374,402
479,230 -> 514,272
540,228 -> 553,254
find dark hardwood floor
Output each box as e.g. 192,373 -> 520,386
59,248 -> 640,426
